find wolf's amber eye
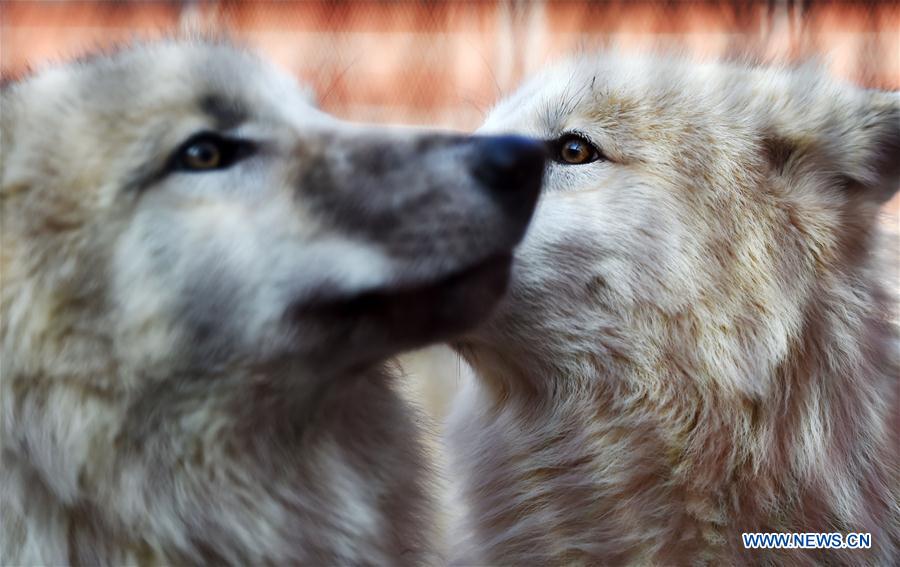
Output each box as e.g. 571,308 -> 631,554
183,141 -> 221,170
554,134 -> 601,165
171,132 -> 254,173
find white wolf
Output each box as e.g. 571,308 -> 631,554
0,40 -> 544,564
448,53 -> 899,565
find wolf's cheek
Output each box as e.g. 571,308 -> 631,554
491,183 -> 698,339
108,199 -> 270,370
109,221 -> 190,374
109,204 -> 284,370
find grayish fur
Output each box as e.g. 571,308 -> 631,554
1,39 -> 537,564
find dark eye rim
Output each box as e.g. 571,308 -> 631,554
169,131 -> 256,173
549,132 -> 604,165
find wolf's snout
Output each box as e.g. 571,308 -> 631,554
471,135 -> 546,213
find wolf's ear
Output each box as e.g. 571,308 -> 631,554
840,91 -> 900,204
764,89 -> 899,204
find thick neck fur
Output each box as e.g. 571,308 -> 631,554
451,256 -> 899,565
1,363 -> 436,565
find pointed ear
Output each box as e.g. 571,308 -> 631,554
842,91 -> 899,204
762,86 -> 899,205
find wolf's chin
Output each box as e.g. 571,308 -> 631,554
293,253 -> 514,349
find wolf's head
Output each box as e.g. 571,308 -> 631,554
0,40 -> 543,523
0,40 -> 544,380
452,52 -> 898,564
468,53 -> 898,398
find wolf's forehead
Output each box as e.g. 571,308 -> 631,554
488,55 -> 766,137
484,58 -> 650,135
72,42 -> 313,126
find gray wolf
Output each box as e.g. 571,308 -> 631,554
0,39 -> 543,564
448,52 -> 899,565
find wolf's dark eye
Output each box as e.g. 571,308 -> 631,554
552,134 -> 602,165
172,132 -> 254,172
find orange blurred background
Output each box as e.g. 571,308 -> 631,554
2,1 -> 897,225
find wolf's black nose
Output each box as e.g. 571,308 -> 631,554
472,135 -> 546,213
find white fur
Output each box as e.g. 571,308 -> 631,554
449,51 -> 900,565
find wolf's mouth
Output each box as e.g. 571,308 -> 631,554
294,253 -> 513,345
341,252 -> 511,319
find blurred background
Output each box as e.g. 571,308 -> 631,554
3,1 -> 898,128
2,0 -> 898,418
